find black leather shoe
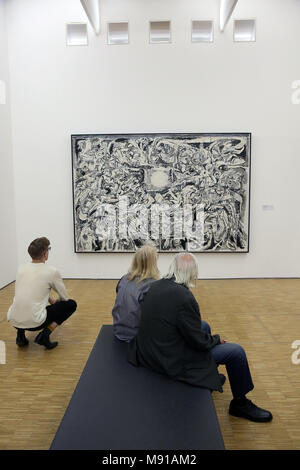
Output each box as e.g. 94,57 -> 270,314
16,330 -> 29,347
229,399 -> 273,422
219,373 -> 226,386
34,329 -> 58,350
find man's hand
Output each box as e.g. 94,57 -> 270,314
220,338 -> 227,344
49,297 -> 57,305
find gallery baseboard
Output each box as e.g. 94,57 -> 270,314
2,277 -> 299,291
63,277 -> 300,281
0,280 -> 15,291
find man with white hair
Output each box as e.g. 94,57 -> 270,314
127,252 -> 272,423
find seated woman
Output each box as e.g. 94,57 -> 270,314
112,244 -> 159,342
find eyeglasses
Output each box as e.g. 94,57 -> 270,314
48,247 -> 51,251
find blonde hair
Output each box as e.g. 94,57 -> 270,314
127,245 -> 160,283
165,252 -> 198,288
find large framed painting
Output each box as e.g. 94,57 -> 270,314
71,133 -> 251,252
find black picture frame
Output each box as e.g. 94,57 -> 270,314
71,132 -> 251,253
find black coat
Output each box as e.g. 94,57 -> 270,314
127,278 -> 223,393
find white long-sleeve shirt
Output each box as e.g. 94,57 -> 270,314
7,263 -> 69,329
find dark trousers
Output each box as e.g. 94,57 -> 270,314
202,320 -> 254,399
17,299 -> 77,332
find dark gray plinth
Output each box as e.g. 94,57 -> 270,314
50,325 -> 225,450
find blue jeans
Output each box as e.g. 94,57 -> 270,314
202,320 -> 254,398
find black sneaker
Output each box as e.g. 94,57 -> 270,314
34,329 -> 58,350
229,398 -> 273,422
219,373 -> 226,386
16,330 -> 29,347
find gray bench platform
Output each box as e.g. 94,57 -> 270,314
50,325 -> 225,450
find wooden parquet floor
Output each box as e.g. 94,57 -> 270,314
0,278 -> 300,450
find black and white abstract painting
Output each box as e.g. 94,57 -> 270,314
71,133 -> 251,252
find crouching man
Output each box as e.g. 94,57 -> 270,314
7,237 -> 77,350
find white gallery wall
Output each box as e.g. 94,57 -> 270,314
0,0 -> 17,289
4,0 -> 300,279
